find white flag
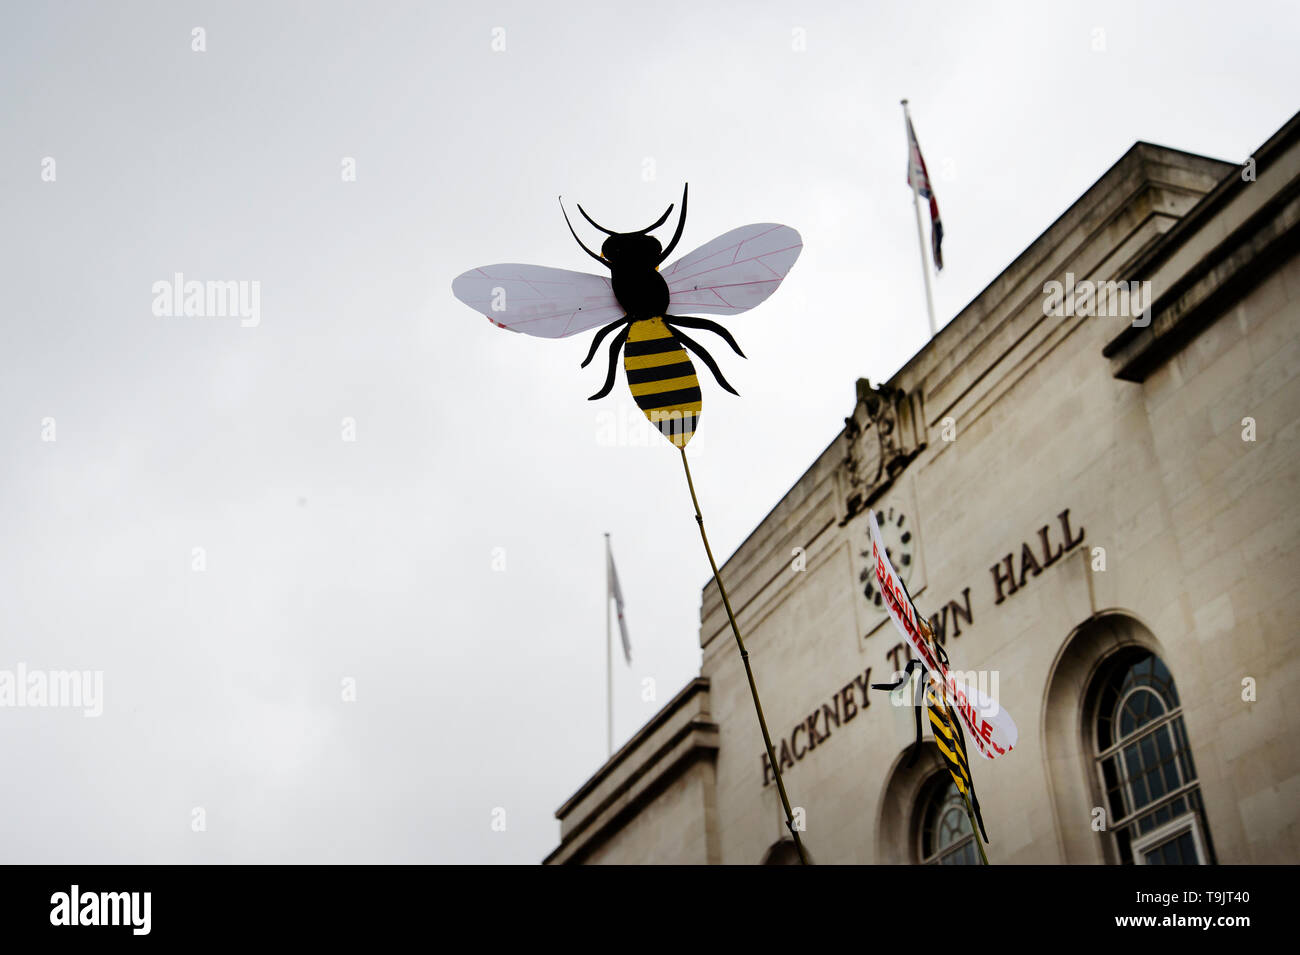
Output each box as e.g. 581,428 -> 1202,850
607,542 -> 632,664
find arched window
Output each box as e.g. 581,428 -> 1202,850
917,774 -> 978,865
1090,650 -> 1212,864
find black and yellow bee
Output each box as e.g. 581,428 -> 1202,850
452,185 -> 801,447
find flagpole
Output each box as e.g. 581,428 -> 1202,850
679,447 -> 809,864
605,532 -> 613,758
902,99 -> 938,338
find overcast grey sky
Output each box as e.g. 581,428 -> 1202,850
1,1 -> 1295,863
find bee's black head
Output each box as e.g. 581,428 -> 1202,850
560,185 -> 687,272
600,233 -> 662,266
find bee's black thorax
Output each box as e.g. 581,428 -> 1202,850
610,265 -> 669,321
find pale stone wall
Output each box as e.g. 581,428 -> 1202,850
582,761 -> 719,865
546,677 -> 720,864
1130,253 -> 1300,863
695,137 -> 1298,864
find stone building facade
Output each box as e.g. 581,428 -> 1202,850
545,112 -> 1300,865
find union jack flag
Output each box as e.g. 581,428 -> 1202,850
906,117 -> 945,271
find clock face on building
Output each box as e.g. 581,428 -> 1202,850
859,505 -> 916,619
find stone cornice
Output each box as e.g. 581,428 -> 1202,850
1104,112 -> 1300,381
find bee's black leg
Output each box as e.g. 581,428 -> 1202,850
587,324 -> 630,400
580,317 -> 630,369
670,327 -> 739,396
905,682 -> 924,768
869,659 -> 926,767
664,315 -> 746,358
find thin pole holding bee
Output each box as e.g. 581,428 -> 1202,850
679,446 -> 809,865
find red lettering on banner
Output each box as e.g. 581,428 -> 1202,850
870,511 -> 1015,760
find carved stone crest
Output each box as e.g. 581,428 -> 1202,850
838,378 -> 926,526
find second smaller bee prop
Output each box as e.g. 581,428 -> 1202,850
866,509 -> 1019,861
865,508 -> 1018,762
451,184 -> 802,446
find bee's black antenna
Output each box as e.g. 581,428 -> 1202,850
657,183 -> 689,264
576,203 -> 616,236
634,203 -> 675,235
559,196 -> 606,266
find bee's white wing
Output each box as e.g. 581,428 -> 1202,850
451,265 -> 623,338
662,224 -> 802,317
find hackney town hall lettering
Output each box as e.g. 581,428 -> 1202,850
761,508 -> 1083,786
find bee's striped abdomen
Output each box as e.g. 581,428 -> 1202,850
623,317 -> 701,448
